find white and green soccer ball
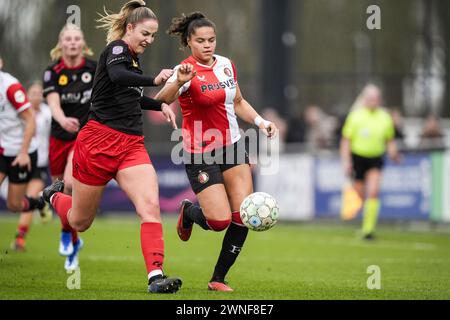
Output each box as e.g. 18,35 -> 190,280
240,192 -> 279,231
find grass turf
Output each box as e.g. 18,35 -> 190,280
0,214 -> 449,300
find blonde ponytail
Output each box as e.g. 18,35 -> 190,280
50,23 -> 93,61
97,0 -> 157,44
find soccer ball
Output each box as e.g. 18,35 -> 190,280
240,192 -> 279,231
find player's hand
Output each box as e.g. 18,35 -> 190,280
343,161 -> 353,177
390,152 -> 403,164
259,122 -> 278,139
12,152 -> 31,172
177,63 -> 196,84
162,103 -> 177,129
154,69 -> 175,86
59,117 -> 80,133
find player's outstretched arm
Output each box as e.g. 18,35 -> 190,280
233,84 -> 278,138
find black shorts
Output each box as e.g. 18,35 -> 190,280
351,153 -> 384,181
0,151 -> 38,184
185,139 -> 250,194
31,166 -> 50,183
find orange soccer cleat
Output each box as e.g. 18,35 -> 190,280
208,281 -> 234,292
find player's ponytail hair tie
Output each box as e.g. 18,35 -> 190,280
97,0 -> 157,44
168,11 -> 216,48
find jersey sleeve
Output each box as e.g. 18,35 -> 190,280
342,112 -> 356,139
231,61 -> 238,83
106,43 -> 132,67
166,65 -> 191,95
6,82 -> 30,113
42,67 -> 58,97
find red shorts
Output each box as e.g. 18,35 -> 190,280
72,120 -> 151,186
49,136 -> 76,176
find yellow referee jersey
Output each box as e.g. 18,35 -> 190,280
342,107 -> 395,158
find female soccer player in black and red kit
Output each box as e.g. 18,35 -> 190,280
41,0 -> 181,293
43,23 -> 97,268
156,12 -> 278,292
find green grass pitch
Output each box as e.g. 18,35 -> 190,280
1,214 -> 449,300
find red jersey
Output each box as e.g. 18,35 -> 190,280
168,55 -> 241,153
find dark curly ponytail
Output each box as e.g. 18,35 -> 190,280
167,12 -> 216,48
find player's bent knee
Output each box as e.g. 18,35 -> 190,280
206,219 -> 231,232
7,201 -> 22,213
71,218 -> 93,232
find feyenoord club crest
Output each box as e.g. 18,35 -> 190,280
198,171 -> 209,184
224,67 -> 232,77
81,72 -> 92,83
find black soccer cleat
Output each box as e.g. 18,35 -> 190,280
177,199 -> 194,242
148,275 -> 182,294
42,180 -> 65,204
363,233 -> 376,241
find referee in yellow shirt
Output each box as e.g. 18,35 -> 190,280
340,84 -> 401,240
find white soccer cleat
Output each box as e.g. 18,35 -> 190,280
64,238 -> 83,271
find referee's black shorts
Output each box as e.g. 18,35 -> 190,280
351,153 -> 384,181
184,139 -> 250,194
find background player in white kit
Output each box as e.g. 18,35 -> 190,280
9,82 -> 52,251
0,56 -> 48,223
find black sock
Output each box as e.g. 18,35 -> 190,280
23,196 -> 43,211
211,223 -> 249,283
184,204 -> 210,230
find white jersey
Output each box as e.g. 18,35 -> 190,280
35,103 -> 52,167
0,71 -> 38,156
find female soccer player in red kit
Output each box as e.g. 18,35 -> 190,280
43,23 -> 97,267
41,0 -> 181,293
156,12 -> 278,292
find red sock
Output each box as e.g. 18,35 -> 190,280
51,193 -> 75,232
17,225 -> 29,238
232,211 -> 245,227
140,223 -> 165,275
71,229 -> 79,244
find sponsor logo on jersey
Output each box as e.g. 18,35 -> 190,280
14,90 -> 26,104
81,72 -> 92,83
112,46 -> 124,55
58,75 -> 68,86
129,86 -> 144,96
224,67 -> 232,77
198,171 -> 209,184
200,79 -> 236,93
61,92 -> 81,103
